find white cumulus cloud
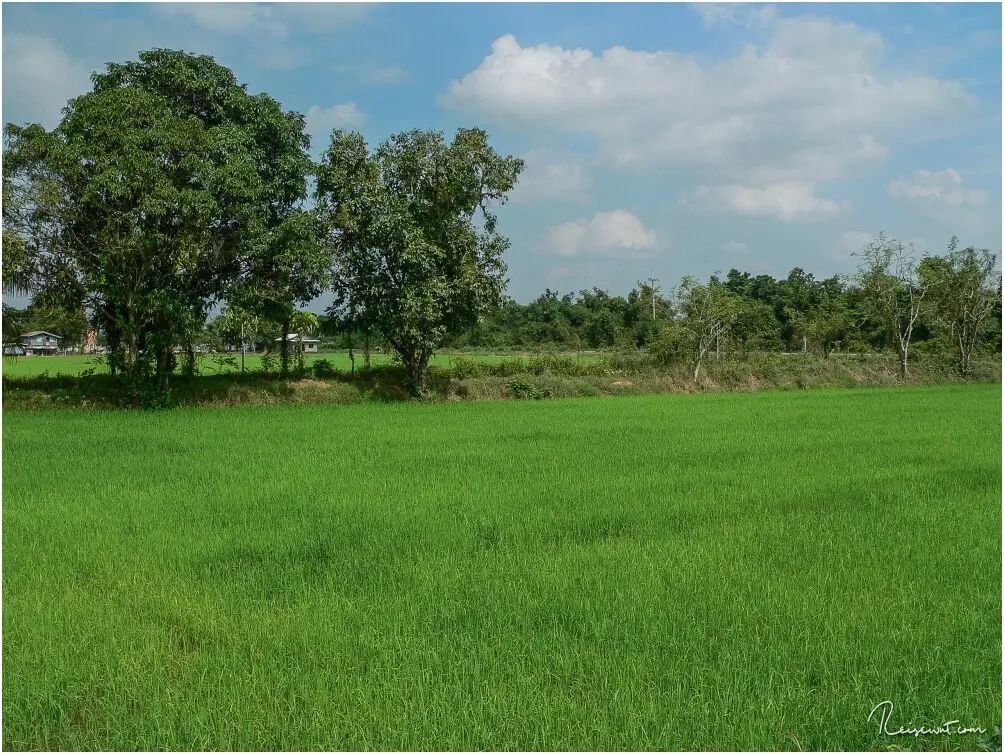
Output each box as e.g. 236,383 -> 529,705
888,168 -> 987,206
441,17 -> 974,215
690,182 -> 847,221
547,210 -> 658,257
158,3 -> 288,36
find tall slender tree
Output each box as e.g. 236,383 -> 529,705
854,234 -> 928,377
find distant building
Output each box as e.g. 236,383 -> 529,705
21,331 -> 61,355
274,333 -> 320,353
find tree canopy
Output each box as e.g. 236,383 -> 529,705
315,127 -> 524,390
3,49 -> 314,384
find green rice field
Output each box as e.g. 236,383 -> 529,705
2,385 -> 1000,750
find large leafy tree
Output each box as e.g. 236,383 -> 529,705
315,127 -> 524,390
2,49 -> 314,387
919,239 -> 1000,375
730,298 -> 781,359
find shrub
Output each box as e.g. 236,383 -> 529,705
507,378 -> 551,400
259,353 -> 277,376
647,325 -> 689,368
451,357 -> 491,380
311,359 -> 337,379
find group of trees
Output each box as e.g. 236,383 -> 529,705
3,49 -> 523,391
3,49 -> 999,391
449,238 -> 1001,378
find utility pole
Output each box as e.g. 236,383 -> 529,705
646,273 -> 660,320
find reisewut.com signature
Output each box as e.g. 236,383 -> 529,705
868,700 -> 988,738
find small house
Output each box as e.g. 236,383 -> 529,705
274,333 -> 320,353
21,331 -> 61,355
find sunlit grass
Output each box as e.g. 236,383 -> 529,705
3,385 -> 1000,750
0,351 -> 604,379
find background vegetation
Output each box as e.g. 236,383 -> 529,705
3,49 -> 1000,408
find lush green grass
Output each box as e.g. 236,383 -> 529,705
3,385 -> 1000,750
0,351 -> 602,378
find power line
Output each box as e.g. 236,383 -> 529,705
646,273 -> 660,320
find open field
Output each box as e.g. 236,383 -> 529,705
0,351 -> 604,379
2,385 -> 1001,750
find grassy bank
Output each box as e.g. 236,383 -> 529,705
3,386 -> 1000,750
3,351 -> 1000,411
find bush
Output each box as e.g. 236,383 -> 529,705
311,358 -> 337,379
647,325 -> 689,367
507,378 -> 551,400
451,356 -> 492,380
259,353 -> 277,376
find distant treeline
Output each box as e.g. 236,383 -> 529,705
328,259 -> 1003,369
10,256 -> 1004,371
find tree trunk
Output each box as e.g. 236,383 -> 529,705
957,328 -> 971,377
364,328 -> 371,369
414,348 -> 431,392
157,345 -> 174,389
280,318 -> 290,379
401,344 -> 431,393
693,360 -> 702,382
106,328 -> 120,376
899,346 -> 908,377
124,330 -> 139,374
802,335 -> 807,355
177,345 -> 193,377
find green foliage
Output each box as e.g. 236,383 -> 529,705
315,127 -> 524,390
2,49 -> 314,386
259,352 -> 278,377
506,377 -> 551,399
209,354 -> 237,374
854,233 -> 927,375
311,358 -> 338,379
647,321 -> 688,367
674,276 -> 741,379
919,240 -> 1000,375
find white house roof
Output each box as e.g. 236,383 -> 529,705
22,331 -> 60,339
273,333 -> 320,342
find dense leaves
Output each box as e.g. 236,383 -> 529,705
315,127 -> 524,389
3,49 -> 315,385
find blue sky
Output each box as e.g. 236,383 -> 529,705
3,2 -> 1001,304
